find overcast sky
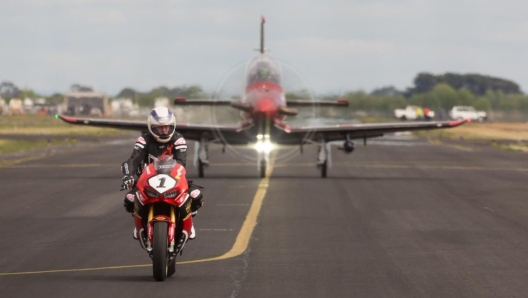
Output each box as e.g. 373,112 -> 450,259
1,0 -> 527,96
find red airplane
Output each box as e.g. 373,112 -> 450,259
59,16 -> 469,178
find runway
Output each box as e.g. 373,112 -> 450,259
1,136 -> 528,297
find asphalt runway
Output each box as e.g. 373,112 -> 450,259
1,136 -> 528,297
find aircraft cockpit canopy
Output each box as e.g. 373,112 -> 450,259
246,55 -> 281,85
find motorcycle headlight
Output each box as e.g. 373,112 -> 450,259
164,190 -> 179,199
145,188 -> 159,198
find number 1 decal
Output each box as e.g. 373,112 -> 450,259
148,174 -> 177,193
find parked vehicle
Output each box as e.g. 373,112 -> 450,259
449,106 -> 487,122
394,106 -> 434,120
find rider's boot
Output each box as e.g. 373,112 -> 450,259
133,227 -> 138,240
189,224 -> 196,240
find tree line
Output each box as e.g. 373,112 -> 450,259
318,72 -> 528,113
2,71 -> 528,112
0,82 -> 207,107
115,85 -> 205,107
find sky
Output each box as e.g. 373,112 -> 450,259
1,0 -> 528,96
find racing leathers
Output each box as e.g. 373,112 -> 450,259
121,132 -> 204,238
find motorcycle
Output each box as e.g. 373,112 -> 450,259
124,156 -> 194,281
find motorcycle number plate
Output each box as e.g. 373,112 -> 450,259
147,174 -> 177,194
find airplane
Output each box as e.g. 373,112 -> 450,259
58,16 -> 469,178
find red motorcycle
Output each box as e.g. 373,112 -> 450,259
130,156 -> 194,281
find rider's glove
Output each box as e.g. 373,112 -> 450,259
191,198 -> 204,212
123,192 -> 135,213
122,175 -> 135,190
124,199 -> 134,213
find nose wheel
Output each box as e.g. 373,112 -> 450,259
321,160 -> 327,178
259,159 -> 267,178
256,115 -> 271,178
317,140 -> 330,178
198,159 -> 205,178
195,138 -> 209,178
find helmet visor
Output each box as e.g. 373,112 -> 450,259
151,125 -> 175,139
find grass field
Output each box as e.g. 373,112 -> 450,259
0,115 -> 122,135
417,122 -> 528,141
0,138 -> 77,155
0,115 -> 129,155
1,115 -> 527,155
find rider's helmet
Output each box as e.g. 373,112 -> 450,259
147,107 -> 176,143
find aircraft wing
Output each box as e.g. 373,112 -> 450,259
281,119 -> 470,143
286,98 -> 348,107
173,98 -> 233,105
58,115 -> 246,143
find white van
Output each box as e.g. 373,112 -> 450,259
449,106 -> 487,122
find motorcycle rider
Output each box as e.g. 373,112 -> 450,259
121,106 -> 204,240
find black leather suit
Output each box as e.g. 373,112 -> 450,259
121,132 -> 203,217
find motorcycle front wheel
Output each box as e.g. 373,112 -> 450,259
152,221 -> 168,281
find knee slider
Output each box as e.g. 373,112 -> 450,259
190,189 -> 203,211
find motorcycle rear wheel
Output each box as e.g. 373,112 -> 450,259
153,221 -> 169,281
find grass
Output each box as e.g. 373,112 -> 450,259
0,138 -> 77,155
0,114 -> 132,156
417,122 -> 528,153
416,122 -> 528,141
0,115 -> 123,136
2,115 -> 527,153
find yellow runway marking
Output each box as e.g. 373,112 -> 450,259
0,144 -> 102,168
0,264 -> 152,276
2,163 -> 256,169
273,163 -> 528,172
427,138 -> 474,152
0,156 -> 276,276
1,163 -> 110,168
0,153 -> 55,167
5,162 -> 527,172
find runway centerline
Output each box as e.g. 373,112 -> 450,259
0,155 -> 276,277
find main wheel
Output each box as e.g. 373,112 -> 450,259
152,221 -> 169,281
259,160 -> 266,178
198,159 -> 205,178
321,160 -> 327,178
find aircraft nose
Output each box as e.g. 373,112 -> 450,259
254,98 -> 277,115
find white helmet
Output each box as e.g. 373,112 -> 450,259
147,107 -> 176,143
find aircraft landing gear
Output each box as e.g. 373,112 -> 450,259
195,138 -> 209,178
317,140 -> 331,178
198,159 -> 205,178
259,159 -> 267,178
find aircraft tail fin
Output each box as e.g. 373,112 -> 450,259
260,16 -> 265,54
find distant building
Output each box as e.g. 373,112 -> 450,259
63,92 -> 111,116
34,98 -> 59,115
111,98 -> 139,117
8,98 -> 24,115
0,97 -> 5,115
23,97 -> 34,113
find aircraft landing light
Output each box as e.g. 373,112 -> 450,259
254,135 -> 274,153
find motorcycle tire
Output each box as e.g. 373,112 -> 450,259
152,221 -> 169,281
